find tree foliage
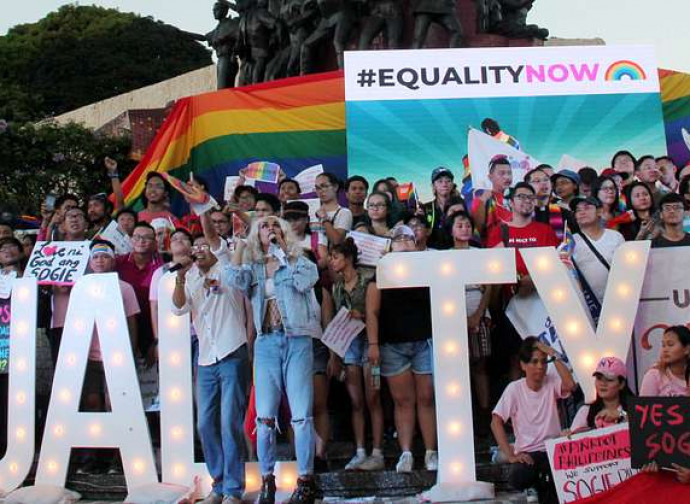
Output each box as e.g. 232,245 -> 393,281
0,4 -> 211,121
0,120 -> 133,217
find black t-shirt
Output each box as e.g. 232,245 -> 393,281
652,233 -> 690,248
378,286 -> 432,344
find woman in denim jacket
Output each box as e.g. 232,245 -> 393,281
226,215 -> 321,504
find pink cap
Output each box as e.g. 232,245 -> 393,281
593,356 -> 627,379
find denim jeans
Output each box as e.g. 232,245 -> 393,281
254,330 -> 314,476
196,345 -> 249,498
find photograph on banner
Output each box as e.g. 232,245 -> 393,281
321,307 -> 366,358
632,248 -> 690,392
628,396 -> 690,470
346,230 -> 391,267
25,241 -> 90,286
546,424 -> 638,504
345,46 -> 666,202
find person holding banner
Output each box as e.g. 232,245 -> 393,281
325,238 -> 384,471
640,325 -> 690,398
315,173 -> 352,246
568,357 -> 632,434
491,337 -> 576,504
226,216 -> 322,504
365,225 -> 438,474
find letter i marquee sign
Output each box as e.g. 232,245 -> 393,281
0,242 -> 649,500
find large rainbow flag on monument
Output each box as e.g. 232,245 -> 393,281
120,71 -> 347,213
660,69 -> 690,168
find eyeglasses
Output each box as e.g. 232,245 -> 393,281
514,194 -> 536,202
661,204 -> 685,212
314,184 -> 333,191
132,234 -> 155,242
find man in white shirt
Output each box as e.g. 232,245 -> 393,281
172,224 -> 250,504
571,196 -> 625,304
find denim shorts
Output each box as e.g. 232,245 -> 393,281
313,339 -> 329,375
343,333 -> 368,367
380,339 -> 433,377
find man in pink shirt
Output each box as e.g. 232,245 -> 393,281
116,222 -> 163,360
491,337 -> 576,504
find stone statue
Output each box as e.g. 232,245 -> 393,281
186,0 -> 242,89
412,0 -> 463,49
266,0 -> 318,80
300,0 -> 360,74
475,0 -> 501,34
490,0 -> 549,40
240,0 -> 279,84
357,0 -> 404,50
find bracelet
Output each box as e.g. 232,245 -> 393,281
108,172 -> 120,179
369,342 -> 379,346
175,277 -> 186,285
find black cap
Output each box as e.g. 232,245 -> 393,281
431,167 -> 454,183
569,195 -> 602,212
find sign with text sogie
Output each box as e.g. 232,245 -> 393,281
628,396 -> 690,470
546,424 -> 638,503
25,241 -> 90,286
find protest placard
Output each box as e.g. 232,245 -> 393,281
347,231 -> 391,267
224,176 -> 255,202
232,213 -> 248,237
628,396 -> 690,470
0,270 -> 16,299
98,221 -> 132,255
0,297 -> 9,374
546,424 -> 638,503
245,161 -> 280,183
293,164 -> 323,195
25,241 -> 90,286
321,307 -> 366,358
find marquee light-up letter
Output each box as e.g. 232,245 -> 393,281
35,273 -> 157,489
377,249 -> 515,502
522,242 -> 650,401
0,278 -> 37,492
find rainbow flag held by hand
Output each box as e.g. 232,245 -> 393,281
245,161 -> 281,183
161,173 -> 210,204
119,72 -> 347,214
396,182 -> 414,201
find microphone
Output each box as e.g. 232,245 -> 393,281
269,232 -> 278,244
168,262 -> 185,273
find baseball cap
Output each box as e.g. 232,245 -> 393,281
391,225 -> 416,241
601,168 -> 630,180
569,195 -> 602,212
431,167 -> 454,183
593,356 -> 626,380
551,169 -> 581,186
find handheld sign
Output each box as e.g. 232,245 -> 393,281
628,396 -> 690,470
546,424 -> 637,503
321,307 -> 365,358
25,241 -> 90,286
245,161 -> 280,184
347,231 -> 391,267
293,164 -> 323,195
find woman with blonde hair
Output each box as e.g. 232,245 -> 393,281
226,215 -> 322,504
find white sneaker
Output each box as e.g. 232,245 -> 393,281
525,487 -> 539,503
424,450 -> 438,471
200,492 -> 223,504
358,453 -> 385,471
344,452 -> 367,470
395,451 -> 414,473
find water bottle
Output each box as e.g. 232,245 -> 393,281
371,365 -> 381,390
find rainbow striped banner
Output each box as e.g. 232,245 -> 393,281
245,161 -> 281,183
660,69 -> 690,167
120,72 -> 347,213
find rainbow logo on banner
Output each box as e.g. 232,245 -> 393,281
605,60 -> 647,81
245,161 -> 281,183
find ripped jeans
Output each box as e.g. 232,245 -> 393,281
254,330 -> 314,476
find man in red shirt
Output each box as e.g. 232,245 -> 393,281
471,156 -> 514,243
487,182 -> 558,379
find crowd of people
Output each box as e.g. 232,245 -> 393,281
1,150 -> 689,504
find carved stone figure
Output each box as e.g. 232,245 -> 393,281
491,0 -> 549,40
240,0 -> 279,84
300,0 -> 360,74
475,0 -> 501,34
266,0 -> 318,80
412,0 -> 463,49
357,0 -> 404,50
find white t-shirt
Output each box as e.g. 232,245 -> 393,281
298,232 -> 327,254
327,207 -> 353,231
573,229 -> 625,302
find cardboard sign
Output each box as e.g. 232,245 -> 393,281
224,176 -> 255,202
628,396 -> 690,469
546,424 -> 638,503
0,297 -> 9,374
293,164 -> 324,195
25,241 -> 90,286
98,221 -> 133,255
347,231 -> 391,267
321,307 -> 366,358
245,161 -> 280,183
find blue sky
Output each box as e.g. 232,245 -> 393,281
2,1 -> 689,73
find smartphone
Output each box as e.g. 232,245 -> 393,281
44,194 -> 56,212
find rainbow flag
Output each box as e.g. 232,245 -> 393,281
245,161 -> 281,183
660,69 -> 690,167
120,72 -> 347,213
